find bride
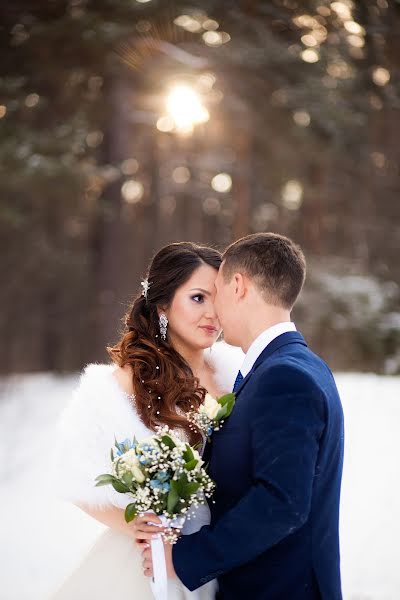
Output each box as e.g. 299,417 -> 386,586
51,241 -> 243,599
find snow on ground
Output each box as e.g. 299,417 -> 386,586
0,372 -> 399,600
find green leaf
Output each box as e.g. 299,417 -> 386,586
167,481 -> 179,514
216,395 -> 235,421
114,457 -> 122,477
218,393 -> 235,407
94,474 -> 114,487
110,448 -> 115,462
181,482 -> 200,499
125,503 -> 137,523
215,404 -> 229,420
175,499 -> 186,513
111,479 -> 130,493
182,445 -> 194,463
175,472 -> 189,495
122,472 -> 133,487
161,435 -> 176,450
114,437 -> 125,455
184,459 -> 198,471
224,395 -> 236,416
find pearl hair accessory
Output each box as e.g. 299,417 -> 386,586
141,278 -> 151,299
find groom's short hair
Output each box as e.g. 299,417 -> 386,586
222,233 -> 306,310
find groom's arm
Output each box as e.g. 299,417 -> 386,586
172,365 -> 326,591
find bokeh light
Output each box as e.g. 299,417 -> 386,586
172,166 -> 191,184
211,173 -> 232,193
281,180 -> 303,210
203,196 -> 221,215
203,19 -> 219,31
156,115 -> 174,133
372,67 -> 390,87
25,93 -> 40,107
174,15 -> 202,33
121,158 -> 139,175
293,110 -> 311,127
344,21 -> 365,35
301,49 -> 319,63
166,84 -> 209,134
330,2 -> 352,20
86,130 -> 104,148
121,180 -> 144,203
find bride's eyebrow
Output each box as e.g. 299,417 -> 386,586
189,288 -> 211,295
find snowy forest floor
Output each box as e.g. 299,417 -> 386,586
0,372 -> 399,600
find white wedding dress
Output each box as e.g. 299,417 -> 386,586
49,342 -> 243,600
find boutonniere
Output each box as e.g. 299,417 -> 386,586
187,392 -> 236,441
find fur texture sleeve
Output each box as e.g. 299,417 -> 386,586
54,344 -> 244,509
53,363 -> 153,509
207,341 -> 245,394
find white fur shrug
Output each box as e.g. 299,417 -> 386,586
54,342 -> 244,509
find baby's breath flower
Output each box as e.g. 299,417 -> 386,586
95,425 -> 216,542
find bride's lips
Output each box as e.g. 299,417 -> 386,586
199,325 -> 217,334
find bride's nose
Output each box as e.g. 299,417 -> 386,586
204,302 -> 218,320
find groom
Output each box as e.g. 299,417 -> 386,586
143,232 -> 344,599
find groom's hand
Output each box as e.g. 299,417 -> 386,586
142,541 -> 177,579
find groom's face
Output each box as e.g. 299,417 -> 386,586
214,263 -> 240,346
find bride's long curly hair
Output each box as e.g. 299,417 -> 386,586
108,242 -> 222,446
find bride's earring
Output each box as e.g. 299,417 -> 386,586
159,313 -> 168,341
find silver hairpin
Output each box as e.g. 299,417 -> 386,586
141,278 -> 151,299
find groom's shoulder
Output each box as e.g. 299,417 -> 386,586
254,347 -> 334,399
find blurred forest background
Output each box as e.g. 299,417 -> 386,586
1,0 -> 399,375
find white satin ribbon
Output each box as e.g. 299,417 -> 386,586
149,514 -> 185,600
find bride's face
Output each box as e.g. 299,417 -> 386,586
164,264 -> 221,351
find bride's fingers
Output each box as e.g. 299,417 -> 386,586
134,523 -> 165,534
134,529 -> 164,541
135,539 -> 150,551
143,565 -> 153,578
136,513 -> 163,526
142,550 -> 154,577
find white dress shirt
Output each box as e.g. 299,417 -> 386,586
240,322 -> 297,378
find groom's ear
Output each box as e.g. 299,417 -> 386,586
233,273 -> 247,300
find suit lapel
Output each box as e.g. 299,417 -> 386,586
204,332 -> 307,462
234,331 -> 307,399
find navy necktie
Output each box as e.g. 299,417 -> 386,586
233,370 -> 244,393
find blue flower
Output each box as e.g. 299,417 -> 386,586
156,470 -> 169,483
149,478 -> 171,493
115,438 -> 136,455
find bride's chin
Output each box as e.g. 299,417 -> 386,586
194,338 -> 219,351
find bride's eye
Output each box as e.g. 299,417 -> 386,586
191,294 -> 204,303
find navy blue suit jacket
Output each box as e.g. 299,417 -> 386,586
173,332 -> 344,599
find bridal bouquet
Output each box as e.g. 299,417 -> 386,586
187,392 -> 236,440
95,427 -> 216,600
95,426 -> 215,542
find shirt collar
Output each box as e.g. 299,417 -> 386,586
240,322 -> 297,378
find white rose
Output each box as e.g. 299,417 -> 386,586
191,448 -> 204,470
120,449 -> 146,483
131,465 -> 146,483
200,393 -> 220,420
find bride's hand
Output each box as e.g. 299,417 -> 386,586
133,512 -> 165,550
